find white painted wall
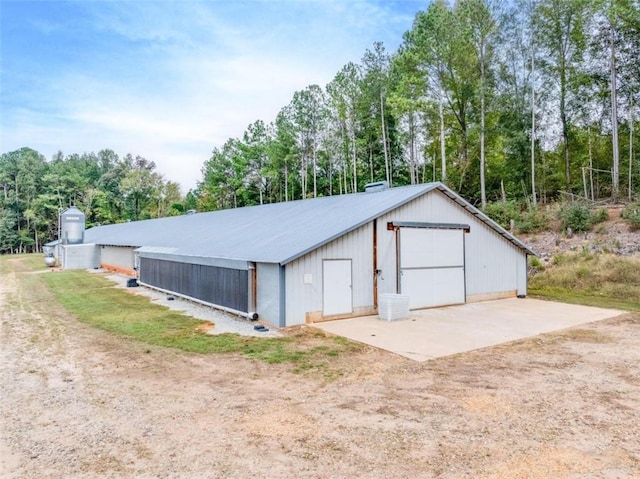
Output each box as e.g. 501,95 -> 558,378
100,246 -> 135,270
62,244 -> 99,270
285,222 -> 373,326
279,188 -> 529,326
377,190 -> 527,299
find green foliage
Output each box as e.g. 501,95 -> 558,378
0,148 -> 186,253
517,209 -> 550,233
484,200 -> 520,229
621,203 -> 640,231
528,256 -> 545,272
592,208 -> 609,224
484,200 -> 549,234
560,203 -> 593,232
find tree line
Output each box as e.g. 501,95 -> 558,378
2,0 -> 640,253
0,148 -> 189,253
197,0 -> 640,210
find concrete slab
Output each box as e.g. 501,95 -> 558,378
314,298 -> 622,362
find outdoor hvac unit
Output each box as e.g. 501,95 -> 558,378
378,294 -> 410,321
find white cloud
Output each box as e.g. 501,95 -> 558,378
1,0 -> 418,193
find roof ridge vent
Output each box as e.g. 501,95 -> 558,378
364,181 -> 389,193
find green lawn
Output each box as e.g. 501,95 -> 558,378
3,254 -> 362,375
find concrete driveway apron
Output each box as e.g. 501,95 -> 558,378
314,298 -> 622,361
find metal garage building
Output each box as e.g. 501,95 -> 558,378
82,182 -> 535,328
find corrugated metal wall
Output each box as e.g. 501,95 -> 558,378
285,222 -> 373,326
61,244 -> 100,270
140,258 -> 249,312
376,190 -> 527,299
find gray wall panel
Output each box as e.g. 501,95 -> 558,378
256,263 -> 280,326
140,258 -> 248,312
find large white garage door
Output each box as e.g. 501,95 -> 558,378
399,228 -> 465,309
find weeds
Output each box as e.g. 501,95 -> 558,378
530,252 -> 640,311
622,203 -> 640,231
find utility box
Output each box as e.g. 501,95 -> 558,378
378,294 -> 410,321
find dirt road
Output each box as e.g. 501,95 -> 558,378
2,260 -> 640,478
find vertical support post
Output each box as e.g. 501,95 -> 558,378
248,262 -> 257,314
373,219 -> 378,309
395,227 -> 401,294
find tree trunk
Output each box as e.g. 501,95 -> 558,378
312,147 -> 317,199
589,126 -> 595,201
439,87 -> 447,183
381,90 -> 390,185
351,132 -> 357,193
479,41 -> 487,210
560,61 -> 571,188
610,23 -> 619,201
284,162 -> 289,202
530,38 -> 537,208
630,97 -> 634,201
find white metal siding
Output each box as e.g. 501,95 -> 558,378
377,190 -> 526,299
285,222 -> 373,326
100,246 -> 135,270
256,263 -> 281,326
62,244 -> 99,270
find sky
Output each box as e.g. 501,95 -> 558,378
1,0 -> 422,192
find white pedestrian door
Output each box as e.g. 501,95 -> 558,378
399,228 -> 465,309
323,259 -> 352,316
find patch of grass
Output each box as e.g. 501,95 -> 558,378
529,288 -> 640,311
529,252 -> 640,312
554,328 -> 614,344
0,253 -> 48,274
34,268 -> 362,372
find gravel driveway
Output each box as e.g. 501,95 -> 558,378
2,259 -> 640,478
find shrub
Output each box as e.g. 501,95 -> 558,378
484,201 -> 549,234
592,208 -> 609,224
516,208 -> 550,234
528,256 -> 545,272
622,203 -> 640,231
484,200 -> 520,230
560,203 -> 592,232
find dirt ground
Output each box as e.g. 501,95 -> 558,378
1,261 -> 640,478
521,206 -> 640,258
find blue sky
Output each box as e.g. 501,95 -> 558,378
1,0 -> 422,192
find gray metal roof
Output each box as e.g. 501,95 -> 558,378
84,182 -> 535,264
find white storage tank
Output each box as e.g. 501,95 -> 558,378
60,206 -> 85,245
